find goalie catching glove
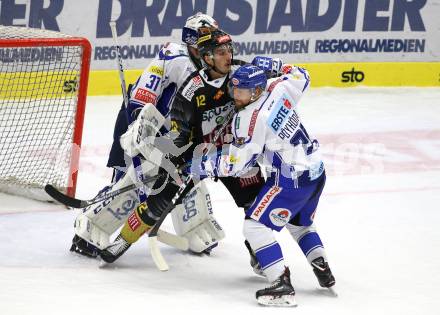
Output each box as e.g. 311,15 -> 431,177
120,103 -> 166,160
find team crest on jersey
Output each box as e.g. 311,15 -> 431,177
269,208 -> 292,227
182,75 -> 204,101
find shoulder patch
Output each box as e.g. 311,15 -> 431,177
134,88 -> 157,104
147,65 -> 164,76
181,75 -> 204,101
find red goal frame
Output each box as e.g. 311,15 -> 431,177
0,37 -> 92,198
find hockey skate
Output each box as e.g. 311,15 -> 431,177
244,240 -> 265,277
100,235 -> 131,264
256,267 -> 297,307
311,257 -> 337,296
70,235 -> 100,258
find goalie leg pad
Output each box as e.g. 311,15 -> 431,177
74,160 -> 159,250
171,181 -> 225,253
74,213 -> 113,250
185,218 -> 225,253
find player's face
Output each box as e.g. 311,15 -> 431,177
212,43 -> 233,74
232,87 -> 252,109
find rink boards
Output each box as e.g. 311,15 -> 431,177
86,62 -> 440,95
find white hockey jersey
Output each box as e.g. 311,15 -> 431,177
108,42 -> 202,168
128,42 -> 200,118
217,67 -> 324,184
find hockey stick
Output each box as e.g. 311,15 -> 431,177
44,173 -> 162,208
108,20 -> 147,205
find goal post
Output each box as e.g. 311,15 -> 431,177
0,26 -> 91,201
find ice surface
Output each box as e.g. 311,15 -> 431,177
1,88 -> 439,314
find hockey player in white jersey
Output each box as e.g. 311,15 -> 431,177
189,62 -> 336,306
70,13 -> 225,258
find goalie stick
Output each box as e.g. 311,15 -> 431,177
44,173 -> 163,208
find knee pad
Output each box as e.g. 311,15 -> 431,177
243,219 -> 276,252
286,223 -> 317,243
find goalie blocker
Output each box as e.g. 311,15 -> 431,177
72,105 -> 225,255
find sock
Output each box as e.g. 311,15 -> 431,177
120,202 -> 152,244
286,223 -> 327,264
243,219 -> 285,282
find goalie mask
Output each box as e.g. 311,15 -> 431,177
182,12 -> 218,47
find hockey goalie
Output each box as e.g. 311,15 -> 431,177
70,13 -> 226,259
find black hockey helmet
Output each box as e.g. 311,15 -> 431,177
196,27 -> 233,58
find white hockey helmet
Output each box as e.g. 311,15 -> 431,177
182,12 -> 218,47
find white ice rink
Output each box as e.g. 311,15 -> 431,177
1,87 -> 440,315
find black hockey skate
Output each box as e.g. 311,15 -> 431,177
244,240 -> 265,277
311,257 -> 336,288
256,267 -> 296,307
70,235 -> 100,258
100,235 -> 131,264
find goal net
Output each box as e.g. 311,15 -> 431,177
0,26 -> 91,201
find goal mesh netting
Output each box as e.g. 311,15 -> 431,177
0,26 -> 90,201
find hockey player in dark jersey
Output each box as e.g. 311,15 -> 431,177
99,27 -> 265,263
70,13 -> 225,259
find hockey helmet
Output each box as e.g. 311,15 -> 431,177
229,65 -> 267,103
182,12 -> 218,47
230,64 -> 267,90
196,27 -> 233,58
